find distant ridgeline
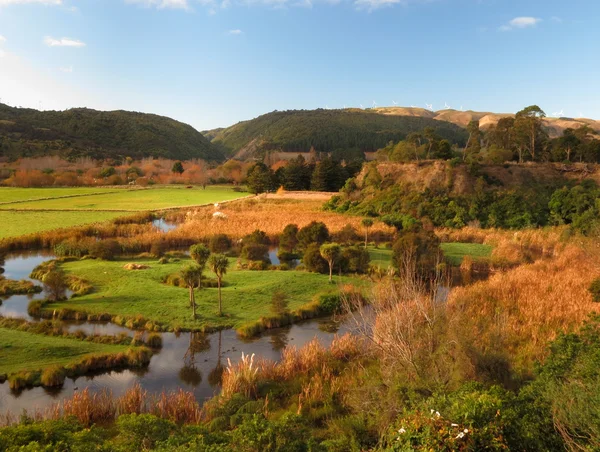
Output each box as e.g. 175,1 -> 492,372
0,104 -> 224,162
204,109 -> 470,160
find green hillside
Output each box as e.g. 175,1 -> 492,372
0,104 -> 224,162
210,109 -> 469,157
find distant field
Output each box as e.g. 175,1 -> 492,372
0,186 -> 248,239
0,187 -> 120,204
0,327 -> 129,375
0,211 -> 125,239
441,242 -> 493,266
0,186 -> 246,211
368,247 -> 393,269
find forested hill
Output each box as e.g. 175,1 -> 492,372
0,104 -> 224,162
208,109 -> 469,158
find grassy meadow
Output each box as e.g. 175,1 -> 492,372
440,242 -> 493,266
0,186 -> 247,239
0,187 -> 121,204
50,257 -> 366,331
0,211 -> 126,239
0,327 -> 130,375
0,186 -> 246,211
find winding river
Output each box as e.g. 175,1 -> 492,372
0,252 -> 352,416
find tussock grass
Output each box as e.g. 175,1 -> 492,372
449,242 -> 600,371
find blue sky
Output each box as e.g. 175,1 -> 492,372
0,0 -> 598,130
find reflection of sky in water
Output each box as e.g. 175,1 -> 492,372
0,253 -> 55,321
152,219 -> 178,233
0,313 -> 353,416
0,252 -> 357,416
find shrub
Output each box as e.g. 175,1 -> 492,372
297,221 -> 330,249
40,366 -> 66,387
241,244 -> 269,262
279,224 -> 299,252
116,414 -> 175,450
43,269 -> 69,301
341,246 -> 371,274
318,294 -> 342,315
209,234 -> 232,253
334,224 -> 360,245
590,278 -> 600,302
303,243 -> 328,274
242,229 -> 270,246
150,240 -> 166,258
146,333 -> 163,349
392,230 -> 441,277
89,240 -> 122,260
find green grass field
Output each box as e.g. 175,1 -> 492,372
0,187 -> 120,204
0,328 -> 129,375
0,186 -> 248,239
0,186 -> 246,211
0,211 -> 126,239
52,257 -> 365,331
440,242 -> 493,266
368,247 -> 393,268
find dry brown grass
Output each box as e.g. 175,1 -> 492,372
169,197 -> 395,241
449,241 -> 600,371
44,384 -> 201,426
438,226 -> 565,267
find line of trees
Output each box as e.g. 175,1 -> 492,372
378,105 -> 600,164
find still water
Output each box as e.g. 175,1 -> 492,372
0,252 -> 352,416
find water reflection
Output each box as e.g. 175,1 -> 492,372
153,218 -> 178,233
0,316 -> 353,416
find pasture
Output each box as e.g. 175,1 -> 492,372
51,256 -> 366,331
0,328 -> 129,375
0,186 -> 248,239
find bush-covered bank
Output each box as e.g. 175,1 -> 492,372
0,316 -> 161,349
0,277 -> 41,296
236,289 -> 364,338
6,347 -> 152,391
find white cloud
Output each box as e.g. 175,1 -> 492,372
125,0 -> 189,9
0,49 -> 5,58
44,36 -> 86,47
228,29 -> 243,35
59,65 -> 73,72
354,0 -> 403,10
499,16 -> 542,31
0,0 -> 62,5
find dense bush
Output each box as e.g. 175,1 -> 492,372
302,243 -> 329,274
392,230 -> 441,276
209,234 -> 232,253
241,244 -> 269,262
89,240 -> 122,260
297,221 -> 330,250
279,224 -> 299,253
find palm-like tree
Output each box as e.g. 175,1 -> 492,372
209,254 -> 230,316
180,264 -> 202,319
320,243 -> 342,283
361,218 -> 374,249
189,244 -> 211,293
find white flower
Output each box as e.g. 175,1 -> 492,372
435,411 -> 441,418
456,432 -> 465,439
398,428 -> 406,434
451,423 -> 459,427
464,429 -> 469,434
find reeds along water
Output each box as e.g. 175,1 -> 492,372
448,242 -> 600,370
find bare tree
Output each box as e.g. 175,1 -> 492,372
343,248 -> 460,388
